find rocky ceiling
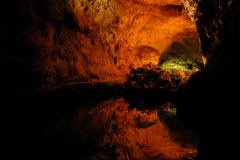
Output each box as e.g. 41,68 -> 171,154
0,0 -> 204,92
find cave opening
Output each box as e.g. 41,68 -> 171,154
158,39 -> 204,72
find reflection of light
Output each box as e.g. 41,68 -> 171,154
202,56 -> 207,65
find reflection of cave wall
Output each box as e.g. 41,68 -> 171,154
0,0 -> 198,92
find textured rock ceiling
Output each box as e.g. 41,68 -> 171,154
1,0 -> 202,90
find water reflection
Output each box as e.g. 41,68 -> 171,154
2,96 -> 197,160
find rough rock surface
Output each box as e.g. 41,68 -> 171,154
173,0 -> 240,159
1,0 -> 201,93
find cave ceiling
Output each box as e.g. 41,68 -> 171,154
1,0 -> 202,89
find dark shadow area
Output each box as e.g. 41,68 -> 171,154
1,68 -> 198,160
0,85 -> 197,160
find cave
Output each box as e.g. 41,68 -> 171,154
1,0 -> 239,160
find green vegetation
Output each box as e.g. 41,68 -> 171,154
159,54 -> 202,72
164,107 -> 177,118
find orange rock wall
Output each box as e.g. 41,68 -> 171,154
1,0 -> 198,89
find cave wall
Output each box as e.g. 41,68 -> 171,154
182,0 -> 240,77
173,1 -> 240,158
0,0 -> 199,92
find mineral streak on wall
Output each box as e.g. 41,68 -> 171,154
181,0 -> 198,23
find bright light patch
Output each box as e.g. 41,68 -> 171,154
159,55 -> 201,72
